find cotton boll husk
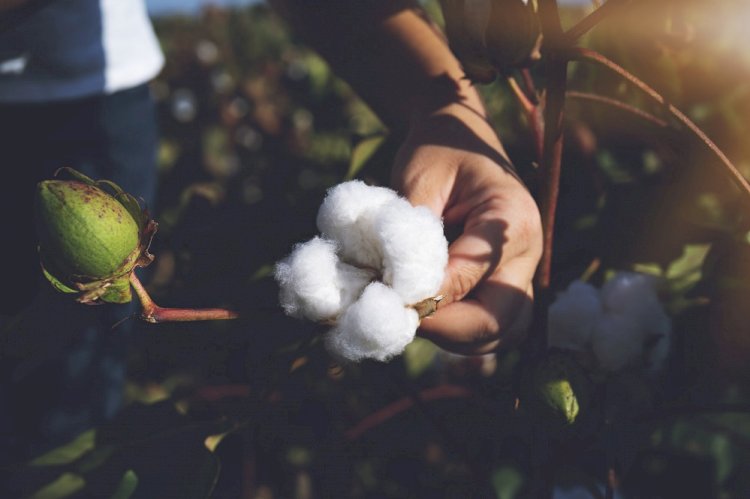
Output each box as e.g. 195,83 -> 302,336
591,313 -> 645,372
548,280 -> 604,352
275,237 -> 373,322
316,180 -> 398,268
325,282 -> 419,362
375,198 -> 449,304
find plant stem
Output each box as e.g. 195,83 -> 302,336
570,46 -> 750,201
129,273 -> 239,323
535,0 -> 568,292
566,91 -> 668,127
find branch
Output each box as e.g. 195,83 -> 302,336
129,273 -> 239,323
566,90 -> 668,127
566,0 -> 634,41
569,46 -> 750,202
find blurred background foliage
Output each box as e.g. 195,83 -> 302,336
4,0 -> 750,497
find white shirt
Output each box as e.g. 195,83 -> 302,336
0,0 -> 164,102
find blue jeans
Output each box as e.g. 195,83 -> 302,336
0,83 -> 158,463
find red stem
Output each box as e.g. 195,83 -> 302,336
535,0 -> 568,292
129,273 -> 239,323
566,90 -> 668,127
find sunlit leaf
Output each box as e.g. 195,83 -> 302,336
30,430 -> 96,467
109,470 -> 138,499
28,473 -> 85,499
346,134 -> 386,180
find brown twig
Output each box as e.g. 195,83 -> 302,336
566,0 -> 633,42
569,46 -> 750,202
129,273 -> 239,323
566,90 -> 668,127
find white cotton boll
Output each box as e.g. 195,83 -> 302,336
547,280 -> 604,352
600,271 -> 660,316
316,180 -> 399,268
325,282 -> 419,362
275,237 -> 373,322
375,198 -> 449,304
591,313 -> 645,372
646,333 -> 671,374
601,271 -> 671,338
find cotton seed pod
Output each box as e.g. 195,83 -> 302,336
520,352 -> 590,432
35,168 -> 157,305
440,0 -> 542,83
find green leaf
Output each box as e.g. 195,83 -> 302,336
40,265 -> 77,295
402,338 -> 438,378
30,430 -> 96,467
109,470 -> 138,499
28,473 -> 85,499
346,134 -> 386,180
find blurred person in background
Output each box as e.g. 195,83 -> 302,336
0,0 -> 163,461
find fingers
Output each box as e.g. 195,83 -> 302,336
418,263 -> 535,354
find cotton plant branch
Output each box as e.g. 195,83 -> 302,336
566,91 -> 668,128
129,273 -> 239,323
568,46 -> 750,201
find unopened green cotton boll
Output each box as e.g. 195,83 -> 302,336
36,180 -> 140,279
439,0 -> 542,82
34,168 -> 156,305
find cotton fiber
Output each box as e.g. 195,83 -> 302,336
547,280 -> 602,352
274,236 -> 373,322
376,198 -> 449,304
546,272 -> 672,373
316,180 -> 398,269
325,282 -> 420,362
276,180 -> 449,363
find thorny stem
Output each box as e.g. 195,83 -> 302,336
566,91 -> 668,127
565,0 -> 633,42
570,46 -> 750,202
129,273 -> 239,323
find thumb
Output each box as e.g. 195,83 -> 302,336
439,214 -> 507,304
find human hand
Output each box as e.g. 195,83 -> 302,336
391,102 -> 542,355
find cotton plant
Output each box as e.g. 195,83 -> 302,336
547,272 -> 672,373
274,180 -> 448,362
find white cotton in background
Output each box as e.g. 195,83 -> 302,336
646,332 -> 671,374
591,313 -> 645,372
375,198 -> 449,304
275,237 -> 373,322
547,280 -> 603,352
316,180 -> 399,269
601,271 -> 660,317
325,282 -> 419,362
